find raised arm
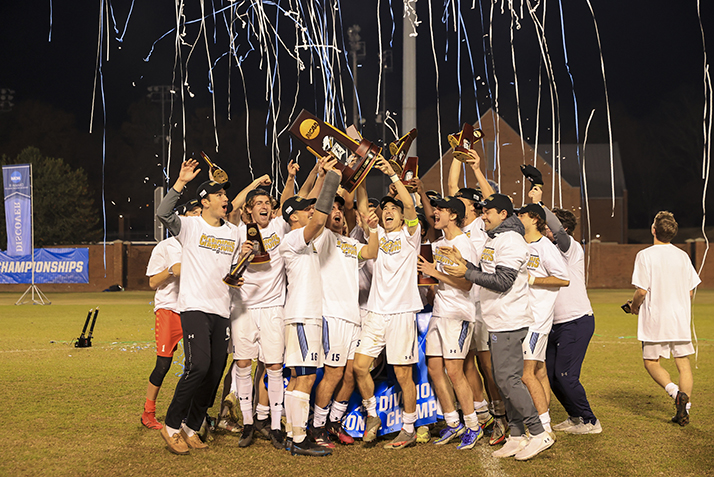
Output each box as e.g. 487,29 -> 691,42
303,159 -> 342,244
157,159 -> 201,236
232,174 -> 272,212
448,157 -> 462,196
298,159 -> 321,198
374,156 -> 418,234
529,187 -> 570,253
465,148 -> 494,198
358,211 -> 380,260
281,160 -> 299,207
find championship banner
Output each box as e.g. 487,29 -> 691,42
2,164 -> 32,256
0,248 -> 89,284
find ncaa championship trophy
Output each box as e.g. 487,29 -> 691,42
200,151 -> 229,184
224,223 -> 268,287
447,123 -> 485,163
388,128 -> 419,192
418,244 -> 438,286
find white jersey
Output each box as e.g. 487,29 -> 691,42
350,225 -> 374,308
553,236 -> 593,324
526,236 -> 569,334
366,224 -> 423,314
237,217 -> 290,308
462,216 -> 487,309
175,215 -> 241,318
632,244 -> 700,342
279,227 -> 323,324
431,233 -> 476,322
314,229 -> 362,325
146,237 -> 182,313
479,229 -> 533,332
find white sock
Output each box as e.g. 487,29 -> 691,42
284,391 -> 293,438
180,423 -> 195,437
539,412 -> 552,433
474,399 -> 489,413
402,411 -> 417,434
313,404 -> 330,428
464,412 -> 480,431
665,382 -> 679,399
329,400 -> 349,423
363,396 -> 377,418
235,365 -> 253,425
292,391 -> 311,444
256,403 -> 270,421
165,424 -> 180,437
444,410 -> 460,428
267,369 -> 285,430
686,402 -> 692,411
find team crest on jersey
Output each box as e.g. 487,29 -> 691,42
527,255 -> 541,270
379,236 -> 402,255
262,232 -> 281,251
337,237 -> 358,259
481,247 -> 495,262
199,233 -> 236,254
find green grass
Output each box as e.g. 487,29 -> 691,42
0,290 -> 712,477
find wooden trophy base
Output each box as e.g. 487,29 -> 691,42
223,273 -> 243,288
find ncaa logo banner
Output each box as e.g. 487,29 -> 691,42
0,248 -> 89,284
2,164 -> 32,256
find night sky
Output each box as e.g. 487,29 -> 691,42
1,1 -> 713,239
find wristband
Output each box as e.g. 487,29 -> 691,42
390,174 -> 400,183
368,227 -> 378,235
405,217 -> 419,227
528,274 -> 535,285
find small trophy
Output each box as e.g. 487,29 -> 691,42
447,123 -> 484,163
245,223 -> 270,264
224,244 -> 256,288
200,151 -> 229,184
418,244 -> 439,286
388,128 -> 418,176
289,109 -> 379,193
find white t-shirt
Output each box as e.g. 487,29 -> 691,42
526,236 -> 569,334
350,225 -> 374,308
431,233 -> 476,322
479,230 -> 533,332
237,217 -> 290,308
279,227 -> 323,324
366,224 -> 423,314
553,236 -> 593,324
175,215 -> 241,318
462,216 -> 487,313
632,244 -> 700,342
315,229 -> 363,324
146,237 -> 182,313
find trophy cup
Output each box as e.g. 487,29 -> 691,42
245,222 -> 270,264
289,109 -> 380,193
387,129 -> 419,192
447,123 -> 485,163
418,244 -> 439,286
200,151 -> 229,184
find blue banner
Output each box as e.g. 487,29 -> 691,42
0,248 -> 89,284
2,164 -> 32,256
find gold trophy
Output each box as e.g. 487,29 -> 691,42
418,244 -> 439,286
388,129 -> 419,192
200,151 -> 229,184
289,109 -> 379,193
447,123 -> 484,163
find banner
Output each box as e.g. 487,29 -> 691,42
2,164 -> 32,256
0,248 -> 89,284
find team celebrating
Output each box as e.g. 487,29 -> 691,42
141,140 -> 698,460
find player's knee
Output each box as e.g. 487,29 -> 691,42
149,356 -> 173,387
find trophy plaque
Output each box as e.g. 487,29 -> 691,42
447,123 -> 485,163
401,157 -> 419,193
289,109 -> 380,193
200,151 -> 229,184
245,222 -> 270,264
418,243 -> 439,286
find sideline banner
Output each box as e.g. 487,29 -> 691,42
2,164 -> 32,256
0,248 -> 89,284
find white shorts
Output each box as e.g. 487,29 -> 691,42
355,311 -> 418,365
285,322 -> 323,368
522,330 -> 548,362
230,305 -> 285,364
425,315 -> 473,360
323,316 -> 360,367
642,341 -> 694,360
470,314 -> 489,353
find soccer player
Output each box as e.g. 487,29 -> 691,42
516,202 -> 569,436
141,200 -> 201,430
155,159 -> 249,455
279,158 -> 342,456
628,211 -> 700,426
417,196 -> 484,450
310,190 -> 379,446
353,158 -> 423,450
443,194 -> 553,461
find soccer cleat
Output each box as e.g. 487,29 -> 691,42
383,429 -> 417,449
239,424 -> 254,447
363,415 -> 382,445
291,438 -> 333,456
160,427 -> 189,455
492,435 -> 528,458
254,416 -> 271,439
309,426 -> 336,448
217,418 -> 241,433
564,419 -> 602,435
553,417 -> 581,431
270,429 -> 286,450
222,392 -> 240,422
514,432 -> 554,461
457,426 -> 484,450
197,418 -> 214,443
478,412 -> 495,430
180,429 -> 208,449
416,426 -> 431,443
326,419 -> 355,445
489,417 -> 507,446
674,391 -> 690,426
434,422 -> 465,445
284,437 -> 293,452
141,412 -> 163,430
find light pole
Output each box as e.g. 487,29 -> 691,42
147,85 -> 174,190
347,25 -> 365,130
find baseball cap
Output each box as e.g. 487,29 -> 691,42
517,203 -> 546,221
175,199 -> 200,216
380,196 -> 404,212
430,196 -> 466,220
481,193 -> 513,216
520,164 -> 544,187
455,187 -> 482,203
425,190 -> 442,202
246,188 -> 270,204
282,196 -> 316,222
334,195 -> 345,207
197,180 -> 231,201
367,197 -> 380,208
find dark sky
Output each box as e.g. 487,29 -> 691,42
1,1 -> 713,237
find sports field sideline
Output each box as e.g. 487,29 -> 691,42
1,289 -> 712,477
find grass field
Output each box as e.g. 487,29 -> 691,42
0,290 -> 712,477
